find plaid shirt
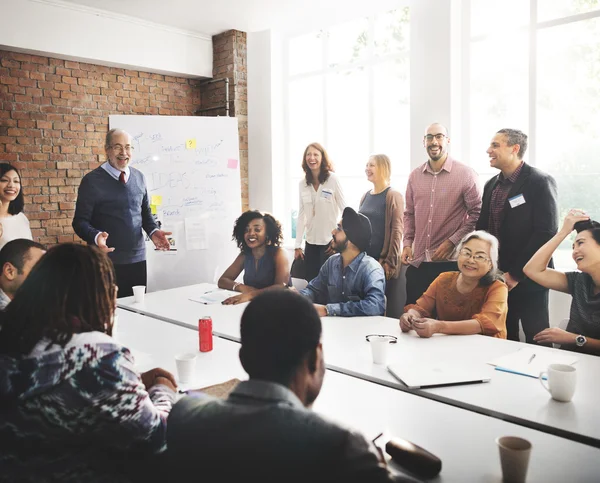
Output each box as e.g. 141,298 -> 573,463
403,157 -> 482,267
488,161 -> 524,238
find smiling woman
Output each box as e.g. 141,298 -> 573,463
218,210 -> 290,305
400,230 -> 508,339
524,210 -> 600,355
0,163 -> 33,250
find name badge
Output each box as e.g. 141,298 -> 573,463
508,194 -> 526,208
320,189 -> 333,201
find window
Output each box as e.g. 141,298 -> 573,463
464,0 -> 600,268
284,8 -> 410,241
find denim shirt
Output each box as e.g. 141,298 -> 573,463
300,252 -> 386,317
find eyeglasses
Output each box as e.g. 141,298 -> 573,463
424,133 -> 447,142
109,144 -> 134,152
365,334 -> 398,343
336,223 -> 344,231
458,248 -> 490,263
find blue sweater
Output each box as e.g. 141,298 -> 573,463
72,165 -> 158,265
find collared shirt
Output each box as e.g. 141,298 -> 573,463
488,161 -> 524,238
295,172 -> 347,248
300,252 -> 386,316
403,156 -> 482,267
101,162 -> 130,183
0,288 -> 11,310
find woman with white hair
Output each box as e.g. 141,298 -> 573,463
400,230 -> 508,338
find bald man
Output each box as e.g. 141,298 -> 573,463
73,129 -> 171,297
402,123 -> 482,306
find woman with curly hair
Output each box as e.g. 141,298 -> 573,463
294,143 -> 346,282
218,210 -> 290,305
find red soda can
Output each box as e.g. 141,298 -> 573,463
199,316 -> 213,352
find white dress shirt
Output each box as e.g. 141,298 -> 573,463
295,172 -> 346,248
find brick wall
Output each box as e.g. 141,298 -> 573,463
0,49 -> 201,245
202,30 -> 248,211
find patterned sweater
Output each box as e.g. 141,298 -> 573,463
0,331 -> 175,482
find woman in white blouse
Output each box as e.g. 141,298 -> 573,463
0,163 -> 33,250
294,143 -> 346,282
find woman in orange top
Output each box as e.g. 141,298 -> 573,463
400,230 -> 508,339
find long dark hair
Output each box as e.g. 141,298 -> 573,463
232,210 -> 283,254
0,163 -> 25,215
302,143 -> 333,186
0,244 -> 117,357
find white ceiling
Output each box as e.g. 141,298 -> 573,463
62,0 -> 406,36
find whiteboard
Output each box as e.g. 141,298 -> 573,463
109,115 -> 242,292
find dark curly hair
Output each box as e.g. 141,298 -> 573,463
232,210 -> 283,253
0,163 -> 25,215
0,243 -> 117,357
302,142 -> 333,186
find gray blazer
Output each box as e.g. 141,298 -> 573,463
167,380 -> 411,483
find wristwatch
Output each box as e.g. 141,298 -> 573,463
575,335 -> 587,347
324,306 -> 329,316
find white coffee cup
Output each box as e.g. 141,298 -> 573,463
367,335 -> 394,365
539,364 -> 577,402
132,285 -> 146,303
175,353 -> 197,384
496,436 -> 532,483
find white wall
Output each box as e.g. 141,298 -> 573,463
0,0 -> 212,78
247,30 -> 286,223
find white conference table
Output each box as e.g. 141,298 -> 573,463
113,308 -> 600,482
118,284 -> 600,448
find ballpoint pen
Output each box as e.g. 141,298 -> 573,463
528,354 -> 536,364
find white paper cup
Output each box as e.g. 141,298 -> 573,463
175,353 -> 197,384
132,285 -> 146,303
496,436 -> 532,483
368,335 -> 392,365
539,364 -> 577,402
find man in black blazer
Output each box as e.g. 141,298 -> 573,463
167,290 -> 413,482
477,128 -> 558,343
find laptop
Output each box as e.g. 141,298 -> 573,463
387,363 -> 492,389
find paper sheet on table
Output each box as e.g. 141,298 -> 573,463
198,378 -> 241,399
189,289 -> 238,304
487,347 -> 578,378
185,217 -> 208,250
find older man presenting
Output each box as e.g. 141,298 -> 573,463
73,128 -> 171,297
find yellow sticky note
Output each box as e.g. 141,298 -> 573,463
186,138 -> 196,149
151,195 -> 163,205
150,204 -> 157,215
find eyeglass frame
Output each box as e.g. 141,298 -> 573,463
457,248 -> 491,263
365,334 -> 398,343
423,133 -> 447,143
108,144 -> 135,152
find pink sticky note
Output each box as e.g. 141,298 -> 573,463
227,158 -> 238,169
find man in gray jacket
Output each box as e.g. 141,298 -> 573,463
167,290 -> 413,482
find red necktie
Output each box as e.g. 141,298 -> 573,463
119,171 -> 126,184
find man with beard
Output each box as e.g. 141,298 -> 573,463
299,207 -> 385,316
168,291 -> 410,482
402,123 -> 482,305
477,128 -> 557,343
73,129 -> 172,297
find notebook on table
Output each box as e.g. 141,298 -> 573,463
387,363 -> 492,389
